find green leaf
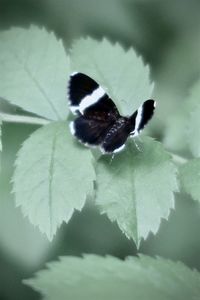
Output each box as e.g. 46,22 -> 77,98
187,77 -> 200,157
13,122 -> 95,240
0,26 -> 69,121
70,37 -> 153,116
95,137 -> 178,246
179,158 -> 200,203
0,123 -> 53,270
25,254 -> 200,300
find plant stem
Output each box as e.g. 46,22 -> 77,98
0,112 -> 50,125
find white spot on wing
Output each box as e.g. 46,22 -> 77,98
100,144 -> 125,154
83,142 -> 97,149
70,71 -> 78,76
69,121 -> 75,135
79,86 -> 105,114
100,146 -> 106,154
113,144 -> 125,153
70,105 -> 79,114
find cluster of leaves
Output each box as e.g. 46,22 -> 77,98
0,26 -> 200,299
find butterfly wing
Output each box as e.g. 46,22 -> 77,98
130,99 -> 156,136
68,72 -> 120,147
68,72 -> 98,114
70,116 -> 112,146
68,72 -> 119,117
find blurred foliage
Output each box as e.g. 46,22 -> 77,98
26,254 -> 200,300
1,0 -> 200,299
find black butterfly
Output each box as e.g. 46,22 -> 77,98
68,72 -> 156,154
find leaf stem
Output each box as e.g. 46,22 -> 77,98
0,112 -> 50,125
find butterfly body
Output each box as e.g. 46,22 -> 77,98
68,72 -> 156,154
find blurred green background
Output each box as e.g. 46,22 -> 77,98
1,0 -> 200,299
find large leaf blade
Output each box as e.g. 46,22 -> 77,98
0,26 -> 69,120
25,254 -> 200,300
13,122 -> 95,240
96,138 -> 178,246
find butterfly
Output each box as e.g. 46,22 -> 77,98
68,72 -> 156,154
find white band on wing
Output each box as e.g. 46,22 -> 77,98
69,121 -> 75,135
79,87 -> 105,114
134,104 -> 143,135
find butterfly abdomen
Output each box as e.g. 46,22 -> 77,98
101,118 -> 131,153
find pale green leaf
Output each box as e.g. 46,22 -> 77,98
13,122 -> 95,240
0,26 -> 69,121
25,254 -> 200,300
187,77 -> 200,157
70,37 -> 153,116
0,123 -> 52,270
179,158 -> 200,203
96,138 -> 178,246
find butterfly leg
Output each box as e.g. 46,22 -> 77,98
133,138 -> 142,152
109,153 -> 115,165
